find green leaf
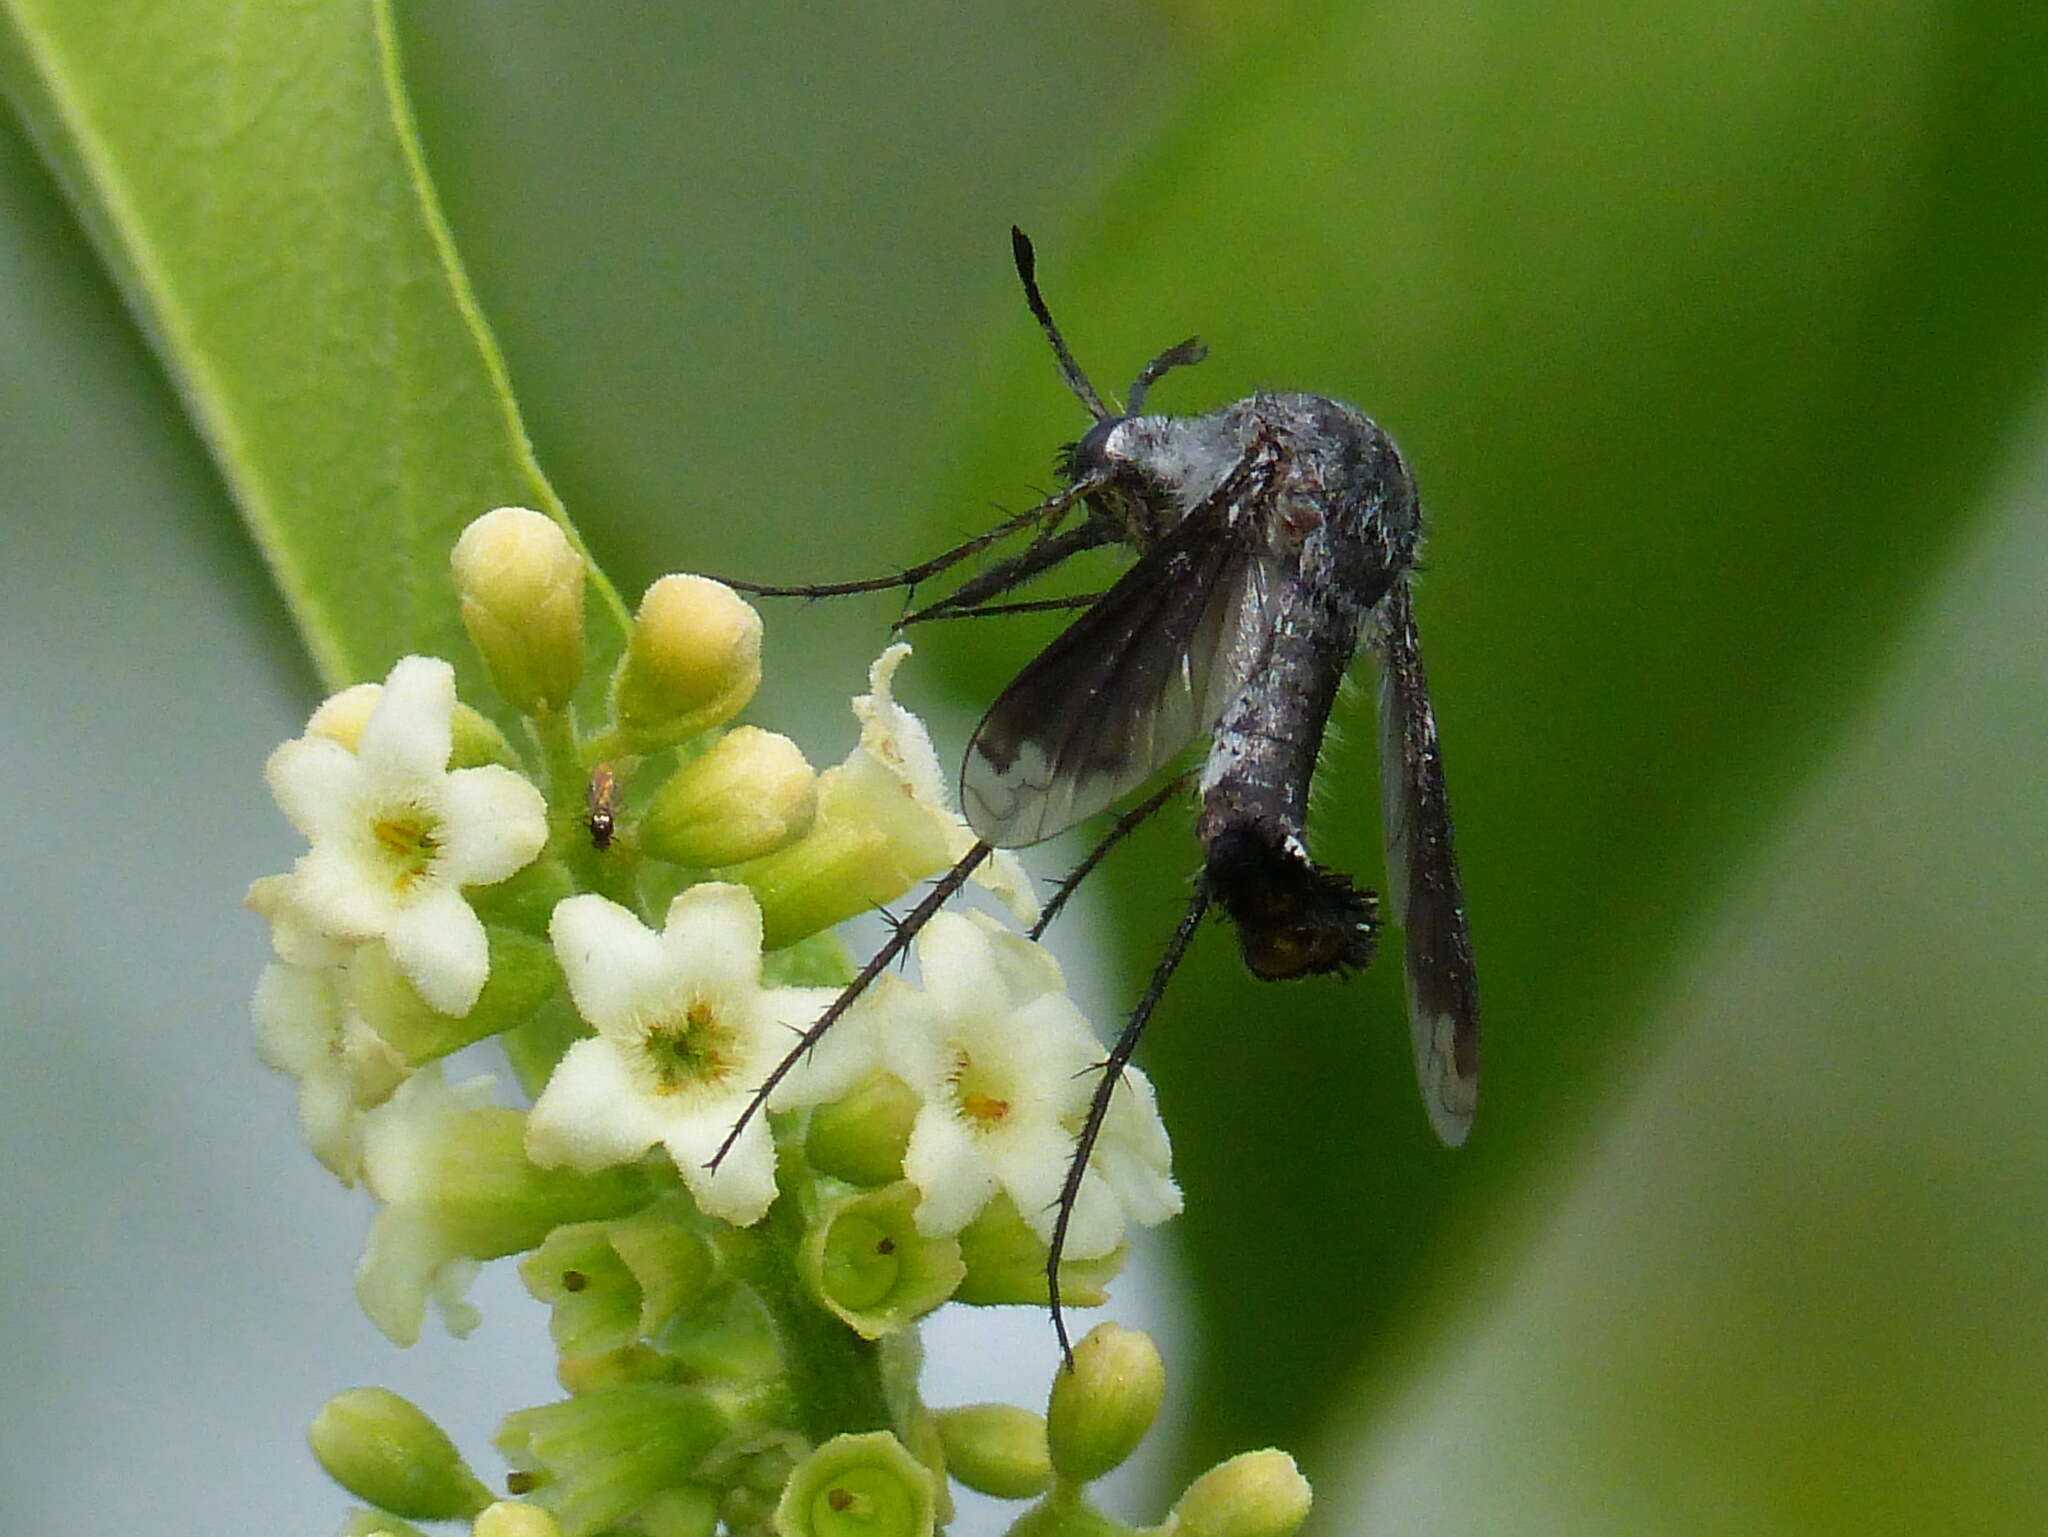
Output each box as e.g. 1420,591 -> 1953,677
0,0 -> 628,704
934,0 -> 2048,1475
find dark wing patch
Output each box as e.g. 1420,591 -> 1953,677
1375,581 -> 1481,1145
962,495 -> 1272,847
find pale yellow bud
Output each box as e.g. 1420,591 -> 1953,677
451,507 -> 588,713
641,726 -> 817,865
472,1501 -> 564,1537
611,575 -> 763,749
1168,1450 -> 1313,1537
1046,1322 -> 1165,1485
934,1404 -> 1051,1500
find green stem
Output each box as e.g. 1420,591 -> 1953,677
723,1144 -> 894,1447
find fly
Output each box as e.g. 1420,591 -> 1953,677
716,230 -> 1480,1353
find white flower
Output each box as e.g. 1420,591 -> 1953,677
354,1068 -> 499,1344
527,884 -> 866,1226
1076,1063 -> 1182,1236
252,958 -> 408,1182
881,912 -> 1104,1250
846,645 -> 1038,924
245,872 -> 352,969
263,656 -> 548,1016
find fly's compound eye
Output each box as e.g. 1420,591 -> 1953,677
1064,417 -> 1124,484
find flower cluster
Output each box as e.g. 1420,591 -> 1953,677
248,507 -> 1306,1537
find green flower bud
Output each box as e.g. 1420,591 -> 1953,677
611,575 -> 762,750
309,1387 -> 491,1520
496,1384 -> 730,1537
520,1196 -> 715,1357
1167,1450 -> 1312,1537
800,1182 -> 965,1339
731,758 -> 952,951
349,930 -> 559,1066
472,1501 -> 565,1537
556,1344 -> 676,1395
952,1195 -> 1124,1308
641,726 -> 817,866
1046,1324 -> 1164,1486
933,1405 -> 1051,1500
452,506 -> 588,714
772,1431 -> 936,1537
805,1071 -> 918,1186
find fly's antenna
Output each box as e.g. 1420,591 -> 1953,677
1013,226 -> 1113,422
1047,881 -> 1211,1363
1125,337 -> 1208,417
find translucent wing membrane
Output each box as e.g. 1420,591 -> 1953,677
961,496 -> 1272,847
1375,582 -> 1481,1145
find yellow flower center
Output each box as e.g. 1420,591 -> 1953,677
639,995 -> 739,1095
370,807 -> 442,893
947,1048 -> 1014,1132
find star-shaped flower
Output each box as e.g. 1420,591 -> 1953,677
527,883 -> 869,1226
882,910 -> 1175,1259
263,656 -> 548,1016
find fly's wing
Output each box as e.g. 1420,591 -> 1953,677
961,495 -> 1273,847
1375,580 -> 1480,1145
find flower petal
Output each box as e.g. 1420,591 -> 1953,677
549,894 -> 671,1037
657,883 -> 767,998
357,655 -> 456,781
764,984 -> 880,1111
913,911 -> 999,1024
290,843 -> 397,938
990,1118 -> 1078,1244
433,764 -> 548,886
658,1111 -> 779,1227
903,1109 -> 1000,1237
525,1038 -> 671,1172
265,734 -> 368,843
384,884 -> 491,1016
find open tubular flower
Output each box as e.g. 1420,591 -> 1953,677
881,911 -> 1174,1257
527,884 -> 871,1226
264,656 -> 549,1016
252,959 -> 407,1183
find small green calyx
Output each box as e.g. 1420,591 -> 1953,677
805,1071 -> 918,1186
953,1195 -> 1124,1308
308,1386 -> 491,1519
801,1182 -> 966,1339
774,1432 -> 935,1537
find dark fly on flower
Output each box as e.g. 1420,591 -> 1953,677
715,229 -> 1480,1353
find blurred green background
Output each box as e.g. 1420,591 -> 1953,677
4,2 -> 2048,1531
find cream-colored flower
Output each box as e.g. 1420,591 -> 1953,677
849,644 -> 1038,924
527,884 -> 868,1225
879,911 -> 1178,1259
263,656 -> 547,1016
251,958 -> 407,1183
